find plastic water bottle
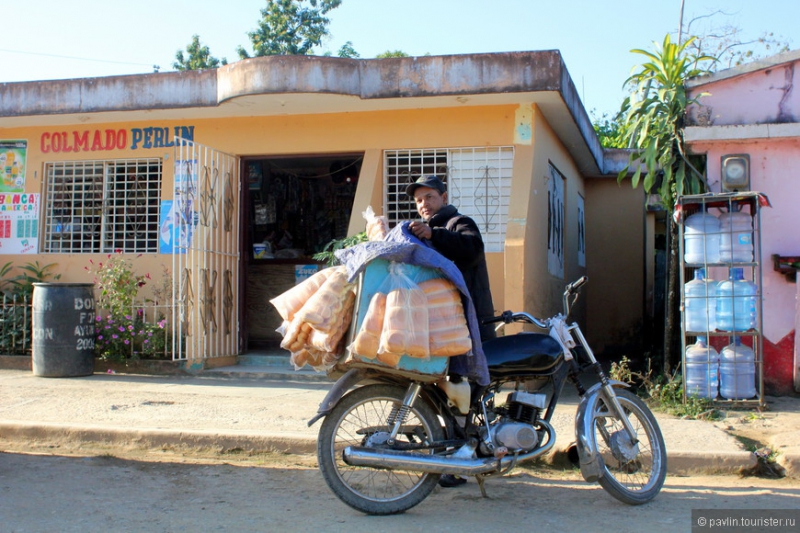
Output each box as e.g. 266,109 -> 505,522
719,206 -> 753,262
684,207 -> 721,264
684,336 -> 719,399
684,268 -> 716,333
720,337 -> 757,400
715,267 -> 757,331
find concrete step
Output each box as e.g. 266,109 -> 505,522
206,352 -> 331,382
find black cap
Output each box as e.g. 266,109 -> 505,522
406,175 -> 446,197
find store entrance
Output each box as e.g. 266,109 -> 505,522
242,153 -> 362,350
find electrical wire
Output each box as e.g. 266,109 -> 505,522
0,48 -> 159,70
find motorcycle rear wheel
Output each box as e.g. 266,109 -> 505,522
317,384 -> 444,515
592,389 -> 667,504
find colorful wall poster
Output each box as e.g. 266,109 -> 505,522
0,140 -> 27,193
159,159 -> 198,254
0,193 -> 39,254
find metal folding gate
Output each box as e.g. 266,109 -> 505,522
171,138 -> 240,362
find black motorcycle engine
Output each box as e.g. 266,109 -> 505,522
506,390 -> 546,424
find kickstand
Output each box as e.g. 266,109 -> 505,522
475,474 -> 488,498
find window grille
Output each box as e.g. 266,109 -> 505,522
384,147 -> 513,252
43,159 -> 162,253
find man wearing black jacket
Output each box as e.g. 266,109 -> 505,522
406,175 -> 496,488
406,175 -> 496,342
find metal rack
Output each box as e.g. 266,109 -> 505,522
677,192 -> 765,406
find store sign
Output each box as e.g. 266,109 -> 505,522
295,264 -> 319,285
39,125 -> 195,153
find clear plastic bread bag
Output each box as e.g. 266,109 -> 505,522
377,262 -> 430,364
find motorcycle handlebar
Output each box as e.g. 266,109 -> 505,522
483,277 -> 588,329
566,276 -> 588,294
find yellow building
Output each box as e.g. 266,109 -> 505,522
0,52 -> 646,369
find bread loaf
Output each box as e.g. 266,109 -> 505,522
376,351 -> 402,367
270,267 -> 335,321
351,292 -> 387,359
418,277 -> 471,357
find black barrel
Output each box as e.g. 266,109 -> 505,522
32,283 -> 96,378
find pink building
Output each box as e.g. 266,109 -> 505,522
686,49 -> 800,395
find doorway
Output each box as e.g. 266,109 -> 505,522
241,153 -> 362,351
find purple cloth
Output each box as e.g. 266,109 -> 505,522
335,222 -> 490,385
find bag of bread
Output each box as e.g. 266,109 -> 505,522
308,288 -> 356,353
419,277 -> 472,357
377,263 -> 430,362
363,206 -> 389,241
269,267 -> 336,322
290,346 -> 339,371
294,267 -> 354,335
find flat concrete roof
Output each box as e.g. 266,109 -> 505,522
0,51 -> 607,175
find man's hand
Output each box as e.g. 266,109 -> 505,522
409,220 -> 432,240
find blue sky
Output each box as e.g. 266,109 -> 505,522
2,0 -> 799,117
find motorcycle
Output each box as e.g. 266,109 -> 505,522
308,276 -> 667,515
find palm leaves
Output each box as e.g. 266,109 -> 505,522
617,34 -> 716,208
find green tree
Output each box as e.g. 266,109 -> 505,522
337,41 -> 359,58
375,50 -> 410,58
616,34 -> 715,372
591,110 -> 626,149
237,0 -> 342,58
173,35 -> 227,71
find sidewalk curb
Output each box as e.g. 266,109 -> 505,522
0,422 -> 317,454
4,421 -> 785,478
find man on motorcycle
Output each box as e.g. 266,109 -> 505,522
407,175 -> 496,488
407,175 -> 496,342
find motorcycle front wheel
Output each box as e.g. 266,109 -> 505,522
591,389 -> 667,505
317,384 -> 444,515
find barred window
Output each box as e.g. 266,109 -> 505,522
384,147 -> 513,252
43,159 -> 162,253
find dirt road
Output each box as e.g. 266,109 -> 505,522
2,442 -> 799,533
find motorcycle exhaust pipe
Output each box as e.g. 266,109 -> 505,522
343,420 -> 555,476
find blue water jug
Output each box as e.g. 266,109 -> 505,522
684,207 -> 721,265
715,268 -> 757,332
684,268 -> 716,333
684,336 -> 719,399
720,337 -> 757,400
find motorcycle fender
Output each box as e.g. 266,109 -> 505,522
307,368 -> 376,427
574,380 -> 630,483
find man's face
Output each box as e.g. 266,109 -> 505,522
413,187 -> 447,220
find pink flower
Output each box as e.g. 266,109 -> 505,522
112,334 -> 118,339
